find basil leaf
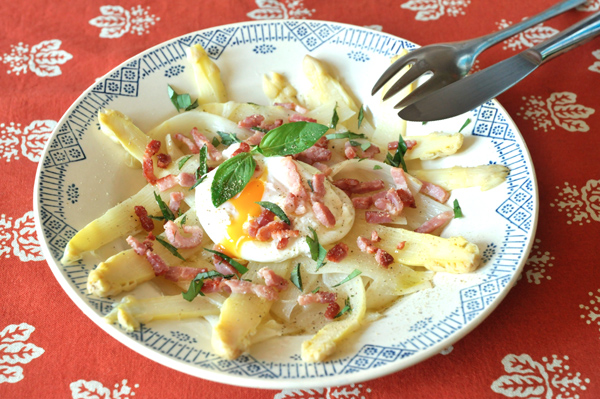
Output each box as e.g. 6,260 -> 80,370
212,136 -> 220,147
307,179 -> 314,192
453,199 -> 463,218
251,126 -> 268,133
384,133 -> 407,172
147,214 -> 165,221
168,85 -> 198,113
178,154 -> 193,170
258,122 -> 329,157
210,152 -> 256,207
329,104 -> 339,129
459,118 -> 472,133
334,297 -> 352,319
360,141 -> 372,152
217,131 -> 241,146
311,286 -> 320,294
325,132 -> 366,140
180,214 -> 187,225
422,121 -> 428,125
373,165 -> 383,170
305,228 -> 327,271
155,236 -> 185,260
153,192 -> 175,221
332,269 -> 362,287
186,99 -> 199,111
349,140 -> 361,147
203,248 -> 249,275
256,201 -> 290,225
190,146 -> 209,190
290,263 -> 303,291
183,270 -> 234,301
358,105 -> 365,128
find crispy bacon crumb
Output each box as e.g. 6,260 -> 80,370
142,140 -> 161,184
324,302 -> 341,320
396,241 -> 406,250
134,205 -> 154,232
326,243 -> 349,263
157,153 -> 171,169
371,230 -> 381,242
375,249 -> 394,268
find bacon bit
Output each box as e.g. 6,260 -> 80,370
344,141 -> 358,159
271,229 -> 300,249
312,201 -> 336,228
312,173 -> 326,198
371,230 -> 381,242
415,210 -> 454,234
396,241 -> 406,250
365,211 -> 393,224
168,192 -> 184,214
212,249 -> 239,276
231,142 -> 251,157
134,205 -> 154,232
156,174 -> 177,192
164,220 -> 203,249
289,114 -> 317,123
142,140 -> 162,184
352,196 -> 373,209
191,128 -> 222,161
248,209 -> 276,238
373,189 -> 404,216
314,136 -> 328,148
357,236 -> 377,254
388,139 -> 417,151
294,146 -> 332,165
238,114 -> 265,128
297,291 -> 337,306
326,243 -> 349,263
312,162 -> 332,176
256,221 -> 291,241
260,119 -> 283,131
244,131 -> 265,146
177,172 -> 196,188
375,249 -> 394,268
201,277 -> 228,294
333,179 -> 385,195
143,232 -> 155,251
362,144 -> 381,159
390,167 -> 416,208
324,302 -> 341,319
258,267 -> 289,291
282,193 -> 307,216
164,266 -> 208,282
281,157 -> 308,215
223,279 -> 279,301
157,153 -> 172,169
420,180 -> 450,203
333,178 -> 359,192
175,133 -> 199,154
145,251 -> 169,276
126,235 -> 147,256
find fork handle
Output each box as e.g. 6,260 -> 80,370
534,11 -> 600,61
472,0 -> 587,52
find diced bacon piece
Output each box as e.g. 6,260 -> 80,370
352,196 -> 373,209
258,267 -> 289,291
244,131 -> 265,146
365,211 -> 393,224
312,201 -> 336,228
282,193 -> 307,216
326,243 -> 349,263
312,162 -> 332,176
294,146 -> 332,165
420,181 -> 450,203
145,251 -> 169,276
157,153 -> 171,169
353,180 -> 386,194
164,266 -> 208,282
164,220 -> 203,249
212,253 -> 238,276
201,278 -> 229,294
371,230 -> 381,242
168,192 -> 184,214
259,119 -> 283,131
281,157 -> 308,214
223,279 -> 279,301
142,140 -> 161,184
388,139 -> 417,151
344,141 -> 358,159
333,178 -> 359,192
143,232 -> 155,252
256,221 -> 290,241
289,114 -> 317,123
313,136 -> 328,148
382,189 -> 404,216
271,229 -> 300,249
324,302 -> 341,319
312,173 -> 326,198
375,249 -> 394,268
175,133 -> 199,154
177,172 -> 196,188
396,241 -> 406,250
357,236 -> 377,254
126,235 -> 147,256
248,209 -> 276,238
191,128 -> 222,161
298,291 -> 337,306
415,210 -> 454,234
238,114 -> 265,128
134,205 -> 154,232
362,144 -> 381,159
156,174 -> 177,192
231,142 -> 251,157
390,167 -> 416,208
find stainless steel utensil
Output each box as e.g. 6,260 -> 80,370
371,0 -> 586,108
397,11 -> 600,122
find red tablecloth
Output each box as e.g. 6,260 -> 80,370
2,0 -> 599,398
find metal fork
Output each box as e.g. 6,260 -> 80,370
371,0 -> 587,108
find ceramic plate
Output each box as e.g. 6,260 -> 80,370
33,20 -> 539,389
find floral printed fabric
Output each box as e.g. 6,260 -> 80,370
0,0 -> 599,398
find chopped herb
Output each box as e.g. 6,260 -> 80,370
384,134 -> 407,172
311,286 -> 320,294
360,141 -> 372,151
329,103 -> 339,129
459,118 -> 472,133
180,214 -> 187,225
155,236 -> 185,261
183,270 -> 234,301
256,201 -> 290,225
422,121 -> 428,125
333,269 -> 362,287
190,146 -> 209,190
258,122 -> 329,157
334,297 -> 352,318
453,199 -> 463,218
373,165 -> 383,170
210,152 -> 256,207
247,102 -> 258,106
216,131 -> 241,146
211,136 -> 220,147
251,126 -> 268,133
325,132 -> 366,140
358,105 -> 365,128
178,154 -> 193,170
349,140 -> 361,147
203,248 -> 248,275
153,192 -> 175,221
147,214 -> 165,221
305,227 -> 327,271
307,179 -> 314,192
168,85 -> 199,112
290,263 -> 303,291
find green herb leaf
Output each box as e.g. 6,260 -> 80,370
311,286 -> 320,293
349,140 -> 361,147
290,263 -> 303,291
307,179 -> 314,192
329,103 -> 339,129
251,126 -> 268,133
178,154 -> 193,170
384,134 -> 407,172
216,131 -> 241,146
212,136 -> 221,147
360,141 -> 372,152
155,236 -> 185,260
358,105 -> 365,128
373,165 -> 383,170
147,214 -> 165,221
180,214 -> 187,225
325,132 -> 366,140
256,201 -> 290,225
203,248 -> 249,275
153,192 -> 175,221
258,122 -> 329,157
459,118 -> 472,133
210,152 -> 256,207
334,297 -> 352,319
305,227 -> 327,271
453,199 -> 463,218
183,270 -> 234,301
168,85 -> 199,113
333,269 -> 362,287
422,121 -> 428,125
190,146 -> 209,190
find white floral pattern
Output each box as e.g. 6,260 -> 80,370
274,384 -> 372,399
89,5 -> 160,38
578,0 -> 600,12
524,239 -> 555,284
517,92 -> 595,132
70,379 -> 139,399
0,211 -> 43,262
579,288 -> 600,335
496,19 -> 558,51
0,323 -> 44,384
589,50 -> 600,73
492,354 -> 590,398
551,179 -> 600,225
0,40 -> 72,76
247,0 -> 315,20
0,120 -> 55,162
401,0 -> 471,21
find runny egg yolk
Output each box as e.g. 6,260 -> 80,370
219,172 -> 267,258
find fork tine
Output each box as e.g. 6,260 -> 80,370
371,52 -> 416,95
380,64 -> 425,102
393,75 -> 449,109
